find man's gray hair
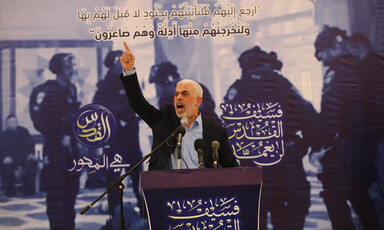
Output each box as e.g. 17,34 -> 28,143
177,79 -> 203,98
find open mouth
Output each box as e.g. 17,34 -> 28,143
176,103 -> 185,113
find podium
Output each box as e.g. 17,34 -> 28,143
140,166 -> 262,230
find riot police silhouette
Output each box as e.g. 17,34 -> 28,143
92,50 -> 144,229
312,25 -> 381,230
29,53 -> 80,230
224,46 -> 318,230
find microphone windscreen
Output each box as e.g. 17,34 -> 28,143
211,140 -> 220,148
180,117 -> 188,127
194,138 -> 204,151
175,126 -> 186,136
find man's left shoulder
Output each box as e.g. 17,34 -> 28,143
202,117 -> 225,132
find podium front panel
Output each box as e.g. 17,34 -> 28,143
140,167 -> 262,230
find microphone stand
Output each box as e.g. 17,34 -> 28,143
177,139 -> 182,169
174,126 -> 185,170
79,131 -> 177,230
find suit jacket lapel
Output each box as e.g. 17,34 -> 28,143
202,117 -> 214,167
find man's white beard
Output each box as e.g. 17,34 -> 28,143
176,110 -> 188,119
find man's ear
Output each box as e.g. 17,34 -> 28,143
197,96 -> 203,107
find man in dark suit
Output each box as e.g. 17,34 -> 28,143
0,115 -> 36,197
119,42 -> 238,170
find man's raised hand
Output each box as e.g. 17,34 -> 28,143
120,41 -> 135,71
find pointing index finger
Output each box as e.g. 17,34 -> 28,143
123,41 -> 130,52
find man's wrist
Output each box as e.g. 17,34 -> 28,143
122,68 -> 136,76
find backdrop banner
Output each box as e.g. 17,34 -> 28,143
0,0 -> 383,230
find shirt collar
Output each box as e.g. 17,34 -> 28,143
187,112 -> 202,130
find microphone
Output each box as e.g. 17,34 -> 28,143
194,139 -> 205,168
176,118 -> 188,169
178,117 -> 188,136
174,126 -> 186,140
211,140 -> 219,168
180,117 -> 188,127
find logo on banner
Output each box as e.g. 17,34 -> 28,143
166,196 -> 240,229
72,103 -> 117,148
69,153 -> 131,174
220,102 -> 284,166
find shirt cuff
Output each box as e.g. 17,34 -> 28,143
122,68 -> 136,77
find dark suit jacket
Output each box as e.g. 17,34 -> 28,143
120,73 -> 238,170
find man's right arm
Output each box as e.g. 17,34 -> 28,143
119,42 -> 162,128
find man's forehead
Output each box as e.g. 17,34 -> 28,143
175,83 -> 193,92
